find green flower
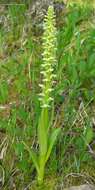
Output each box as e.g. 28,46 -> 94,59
39,6 -> 57,108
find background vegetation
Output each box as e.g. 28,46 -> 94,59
0,0 -> 95,189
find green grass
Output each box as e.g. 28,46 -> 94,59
0,1 -> 95,189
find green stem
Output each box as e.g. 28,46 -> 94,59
38,164 -> 45,185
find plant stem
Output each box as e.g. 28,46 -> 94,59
38,162 -> 45,185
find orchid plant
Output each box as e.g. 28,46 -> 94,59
24,5 -> 60,185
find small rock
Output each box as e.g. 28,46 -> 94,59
64,184 -> 95,190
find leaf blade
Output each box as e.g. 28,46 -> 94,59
22,141 -> 40,174
45,128 -> 61,163
38,109 -> 48,157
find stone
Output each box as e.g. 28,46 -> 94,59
64,184 -> 95,190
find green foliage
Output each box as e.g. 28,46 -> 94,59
0,2 -> 95,189
0,81 -> 9,103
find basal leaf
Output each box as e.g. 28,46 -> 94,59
22,141 -> 39,174
45,128 -> 61,164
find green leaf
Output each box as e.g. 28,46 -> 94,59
75,136 -> 85,150
38,109 -> 48,157
30,149 -> 40,174
22,141 -> 39,174
15,142 -> 24,156
18,159 -> 29,172
84,126 -> 93,146
17,106 -> 28,121
0,81 -> 8,103
45,128 -> 61,163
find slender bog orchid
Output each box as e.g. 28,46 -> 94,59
23,5 -> 60,185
